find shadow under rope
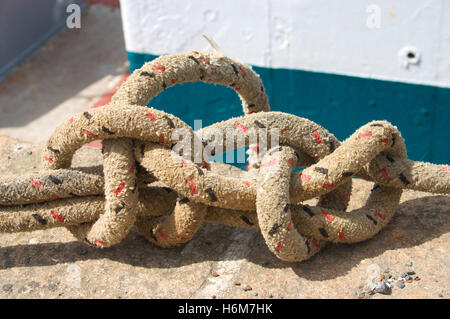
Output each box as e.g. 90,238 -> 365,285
0,195 -> 448,281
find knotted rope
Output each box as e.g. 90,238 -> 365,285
0,51 -> 448,262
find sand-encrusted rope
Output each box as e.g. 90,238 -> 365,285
0,51 -> 448,262
256,145 -> 325,262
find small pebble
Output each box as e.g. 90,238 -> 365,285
252,292 -> 258,297
397,282 -> 405,289
414,277 -> 421,281
28,281 -> 40,288
211,272 -> 220,277
368,290 -> 375,295
405,275 -> 412,281
380,274 -> 385,281
27,151 -> 32,155
373,281 -> 391,295
387,274 -> 392,279
358,293 -> 365,299
28,238 -> 39,245
233,281 -> 241,286
406,270 -> 415,275
2,284 -> 13,293
243,285 -> 252,291
438,293 -> 443,298
268,294 -> 273,298
406,261 -> 413,267
48,284 -> 57,291
211,295 -> 216,299
407,279 -> 412,283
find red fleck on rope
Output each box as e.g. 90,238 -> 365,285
129,164 -> 135,173
267,158 -> 277,167
275,242 -> 283,252
153,65 -> 165,72
146,110 -> 157,121
51,210 -> 64,222
311,240 -> 319,248
338,231 -> 345,240
159,134 -> 165,143
313,130 -> 322,144
239,66 -> 246,78
288,158 -> 294,166
159,229 -> 169,240
199,57 -> 209,64
340,191 -> 350,202
186,179 -> 198,195
82,129 -> 98,137
300,173 -> 311,181
95,239 -> 108,246
358,132 -> 372,139
31,179 -> 42,189
43,156 -> 53,163
242,181 -> 251,187
321,209 -> 334,222
235,123 -> 248,132
380,168 -> 392,181
113,182 -> 125,195
375,211 -> 385,220
323,183 -> 336,189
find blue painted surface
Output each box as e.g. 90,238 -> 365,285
128,51 -> 450,164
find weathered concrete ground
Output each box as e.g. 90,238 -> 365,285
0,134 -> 448,299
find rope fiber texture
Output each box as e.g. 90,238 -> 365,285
0,51 -> 448,262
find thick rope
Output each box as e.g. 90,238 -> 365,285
0,51 -> 448,261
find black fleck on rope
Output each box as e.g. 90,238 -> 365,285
342,171 -> 354,177
188,56 -> 200,64
318,228 -> 329,238
205,188 -> 217,202
399,173 -> 410,185
179,197 -> 190,204
254,120 -> 265,128
240,215 -> 254,226
283,204 -> 290,213
162,187 -> 172,193
114,202 -> 126,214
329,141 -> 335,153
83,112 -> 92,120
47,146 -> 60,154
302,205 -> 314,217
149,230 -> 158,242
371,184 -> 380,192
231,64 -> 239,76
268,223 -> 280,236
386,154 -> 395,163
101,126 -> 115,135
163,115 -> 175,128
314,167 -> 328,175
140,71 -> 155,77
366,214 -> 378,225
48,175 -> 63,185
32,214 -> 47,225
